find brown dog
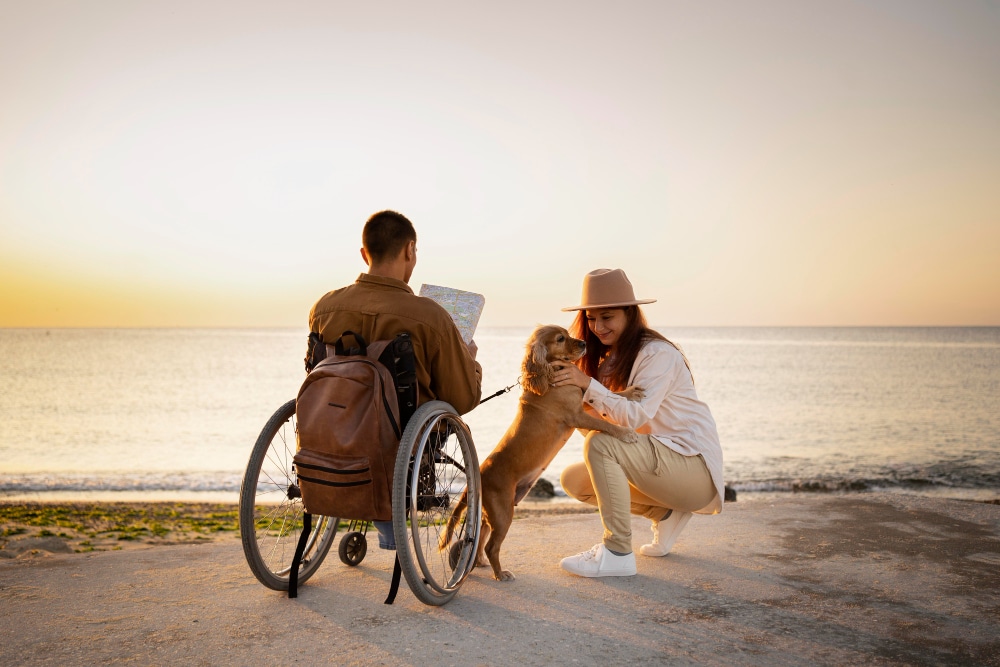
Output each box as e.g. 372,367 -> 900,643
439,324 -> 644,581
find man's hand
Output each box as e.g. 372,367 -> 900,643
466,339 -> 478,360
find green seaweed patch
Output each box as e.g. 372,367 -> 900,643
0,502 -> 241,544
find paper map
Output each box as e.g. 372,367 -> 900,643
419,284 -> 485,344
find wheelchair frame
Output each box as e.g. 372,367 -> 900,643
239,399 -> 483,606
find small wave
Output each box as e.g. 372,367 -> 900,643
0,471 -> 243,494
727,457 -> 1000,496
2,470 -> 996,503
728,474 -> 1000,497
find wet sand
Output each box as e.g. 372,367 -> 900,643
2,494 -> 998,665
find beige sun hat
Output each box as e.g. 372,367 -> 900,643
561,268 -> 657,312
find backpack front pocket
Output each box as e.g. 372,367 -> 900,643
293,449 -> 380,520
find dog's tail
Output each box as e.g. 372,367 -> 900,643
437,487 -> 468,551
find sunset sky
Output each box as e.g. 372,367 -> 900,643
2,1 -> 998,328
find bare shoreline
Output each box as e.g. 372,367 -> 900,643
2,493 -> 998,665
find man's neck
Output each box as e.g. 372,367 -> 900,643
366,263 -> 408,284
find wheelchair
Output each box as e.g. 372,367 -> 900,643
239,398 -> 483,606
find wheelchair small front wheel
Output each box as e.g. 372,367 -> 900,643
392,401 -> 482,606
338,531 -> 367,566
239,399 -> 339,591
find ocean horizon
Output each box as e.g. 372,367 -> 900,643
1,326 -> 998,503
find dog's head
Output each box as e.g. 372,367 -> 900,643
521,325 -> 587,395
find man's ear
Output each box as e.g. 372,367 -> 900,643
522,338 -> 551,395
360,247 -> 371,267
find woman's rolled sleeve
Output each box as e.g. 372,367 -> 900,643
582,350 -> 680,431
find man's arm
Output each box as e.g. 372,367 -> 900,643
430,327 -> 482,415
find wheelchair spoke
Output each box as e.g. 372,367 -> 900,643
394,402 -> 482,605
240,399 -> 338,591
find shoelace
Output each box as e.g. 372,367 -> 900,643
579,545 -> 601,561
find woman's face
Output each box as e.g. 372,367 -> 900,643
585,308 -> 628,348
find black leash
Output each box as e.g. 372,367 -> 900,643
478,378 -> 519,404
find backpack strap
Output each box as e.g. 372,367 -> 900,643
288,511 -> 313,599
376,333 -> 418,431
384,554 -> 402,605
334,331 -> 368,357
304,332 -> 326,372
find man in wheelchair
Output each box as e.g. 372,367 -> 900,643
307,210 -> 482,548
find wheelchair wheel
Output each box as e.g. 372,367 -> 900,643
239,399 -> 339,591
392,401 -> 482,606
338,531 -> 367,566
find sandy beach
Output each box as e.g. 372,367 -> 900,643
2,493 -> 998,666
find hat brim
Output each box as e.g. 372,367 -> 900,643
561,298 -> 656,312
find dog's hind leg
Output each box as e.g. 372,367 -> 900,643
438,488 -> 468,551
475,521 -> 491,568
482,497 -> 516,581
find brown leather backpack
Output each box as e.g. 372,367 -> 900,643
293,331 -> 416,521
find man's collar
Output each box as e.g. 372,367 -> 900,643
356,273 -> 414,294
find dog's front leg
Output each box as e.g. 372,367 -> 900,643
614,385 -> 645,402
573,411 -> 639,443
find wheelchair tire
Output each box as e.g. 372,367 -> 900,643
239,399 -> 338,591
338,531 -> 367,566
392,401 -> 482,606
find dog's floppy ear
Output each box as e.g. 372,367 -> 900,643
521,335 -> 551,395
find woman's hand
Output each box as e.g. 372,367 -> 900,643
550,362 -> 591,390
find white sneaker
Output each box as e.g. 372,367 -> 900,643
639,510 -> 692,557
560,544 -> 637,577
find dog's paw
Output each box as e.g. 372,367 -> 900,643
495,570 -> 516,582
617,385 -> 645,402
618,428 -> 639,444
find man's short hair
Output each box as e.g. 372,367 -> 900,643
362,210 -> 417,264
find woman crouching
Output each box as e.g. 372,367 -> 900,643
551,268 -> 725,577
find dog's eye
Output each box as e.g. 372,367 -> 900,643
556,335 -> 565,342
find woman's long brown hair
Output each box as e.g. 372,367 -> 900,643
570,306 -> 692,391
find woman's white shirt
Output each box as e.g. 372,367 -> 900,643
581,338 -> 725,514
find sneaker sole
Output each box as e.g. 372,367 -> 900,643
562,568 -> 637,577
560,561 -> 637,577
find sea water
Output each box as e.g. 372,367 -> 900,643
1,327 -> 998,502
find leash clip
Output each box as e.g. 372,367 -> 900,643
478,378 -> 520,405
